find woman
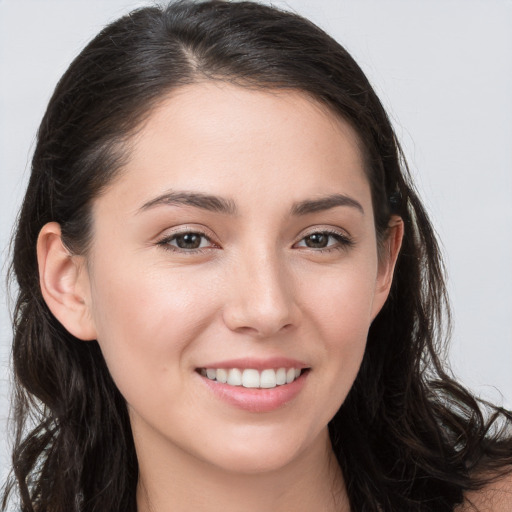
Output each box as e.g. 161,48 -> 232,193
2,1 -> 511,511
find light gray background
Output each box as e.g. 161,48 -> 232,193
1,0 -> 511,484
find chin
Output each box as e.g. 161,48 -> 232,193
206,447 -> 302,475
195,424 -> 326,475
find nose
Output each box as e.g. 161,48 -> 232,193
222,249 -> 298,338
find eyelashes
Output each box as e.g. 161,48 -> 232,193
156,227 -> 354,255
294,230 -> 354,252
160,232 -> 214,251
156,230 -> 217,254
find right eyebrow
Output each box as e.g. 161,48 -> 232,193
137,190 -> 238,215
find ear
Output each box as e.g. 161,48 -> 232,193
37,222 -> 97,341
371,215 -> 404,320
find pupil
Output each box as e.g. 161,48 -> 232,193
177,233 -> 201,249
306,233 -> 328,248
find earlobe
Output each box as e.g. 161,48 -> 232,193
37,222 -> 97,341
371,215 -> 404,319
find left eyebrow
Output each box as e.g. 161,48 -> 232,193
291,194 -> 364,216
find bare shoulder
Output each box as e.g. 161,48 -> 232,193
456,471 -> 512,512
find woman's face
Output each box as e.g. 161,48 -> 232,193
81,82 -> 397,473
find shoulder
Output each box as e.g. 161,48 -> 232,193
456,472 -> 512,512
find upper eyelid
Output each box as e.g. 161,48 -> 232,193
156,225 -> 217,242
296,225 -> 352,240
164,232 -> 212,243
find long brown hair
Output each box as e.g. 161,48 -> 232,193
3,1 -> 511,511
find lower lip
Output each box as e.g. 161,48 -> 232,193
198,371 -> 309,413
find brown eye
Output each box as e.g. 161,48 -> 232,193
295,230 -> 354,251
304,233 -> 329,248
173,233 -> 205,249
158,231 -> 213,252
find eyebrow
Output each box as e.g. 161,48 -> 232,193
138,191 -> 237,215
138,190 -> 363,216
291,194 -> 364,216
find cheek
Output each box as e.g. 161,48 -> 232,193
299,256 -> 378,342
87,258 -> 219,391
296,257 -> 377,406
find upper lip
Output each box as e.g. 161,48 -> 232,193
197,357 -> 309,371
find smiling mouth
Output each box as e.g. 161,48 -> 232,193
197,367 -> 308,389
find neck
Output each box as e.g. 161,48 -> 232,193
135,427 -> 350,512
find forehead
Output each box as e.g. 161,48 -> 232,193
100,82 -> 370,215
134,81 -> 363,156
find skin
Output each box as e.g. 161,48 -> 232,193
37,82 -> 403,512
457,474 -> 512,512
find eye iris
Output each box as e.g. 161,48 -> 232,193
306,233 -> 329,248
176,233 -> 202,249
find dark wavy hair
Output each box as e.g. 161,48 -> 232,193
3,1 -> 511,511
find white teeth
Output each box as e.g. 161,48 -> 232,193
276,367 -> 287,385
216,368 -> 228,383
242,369 -> 260,388
227,368 -> 242,386
201,367 -> 304,388
260,369 -> 277,388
